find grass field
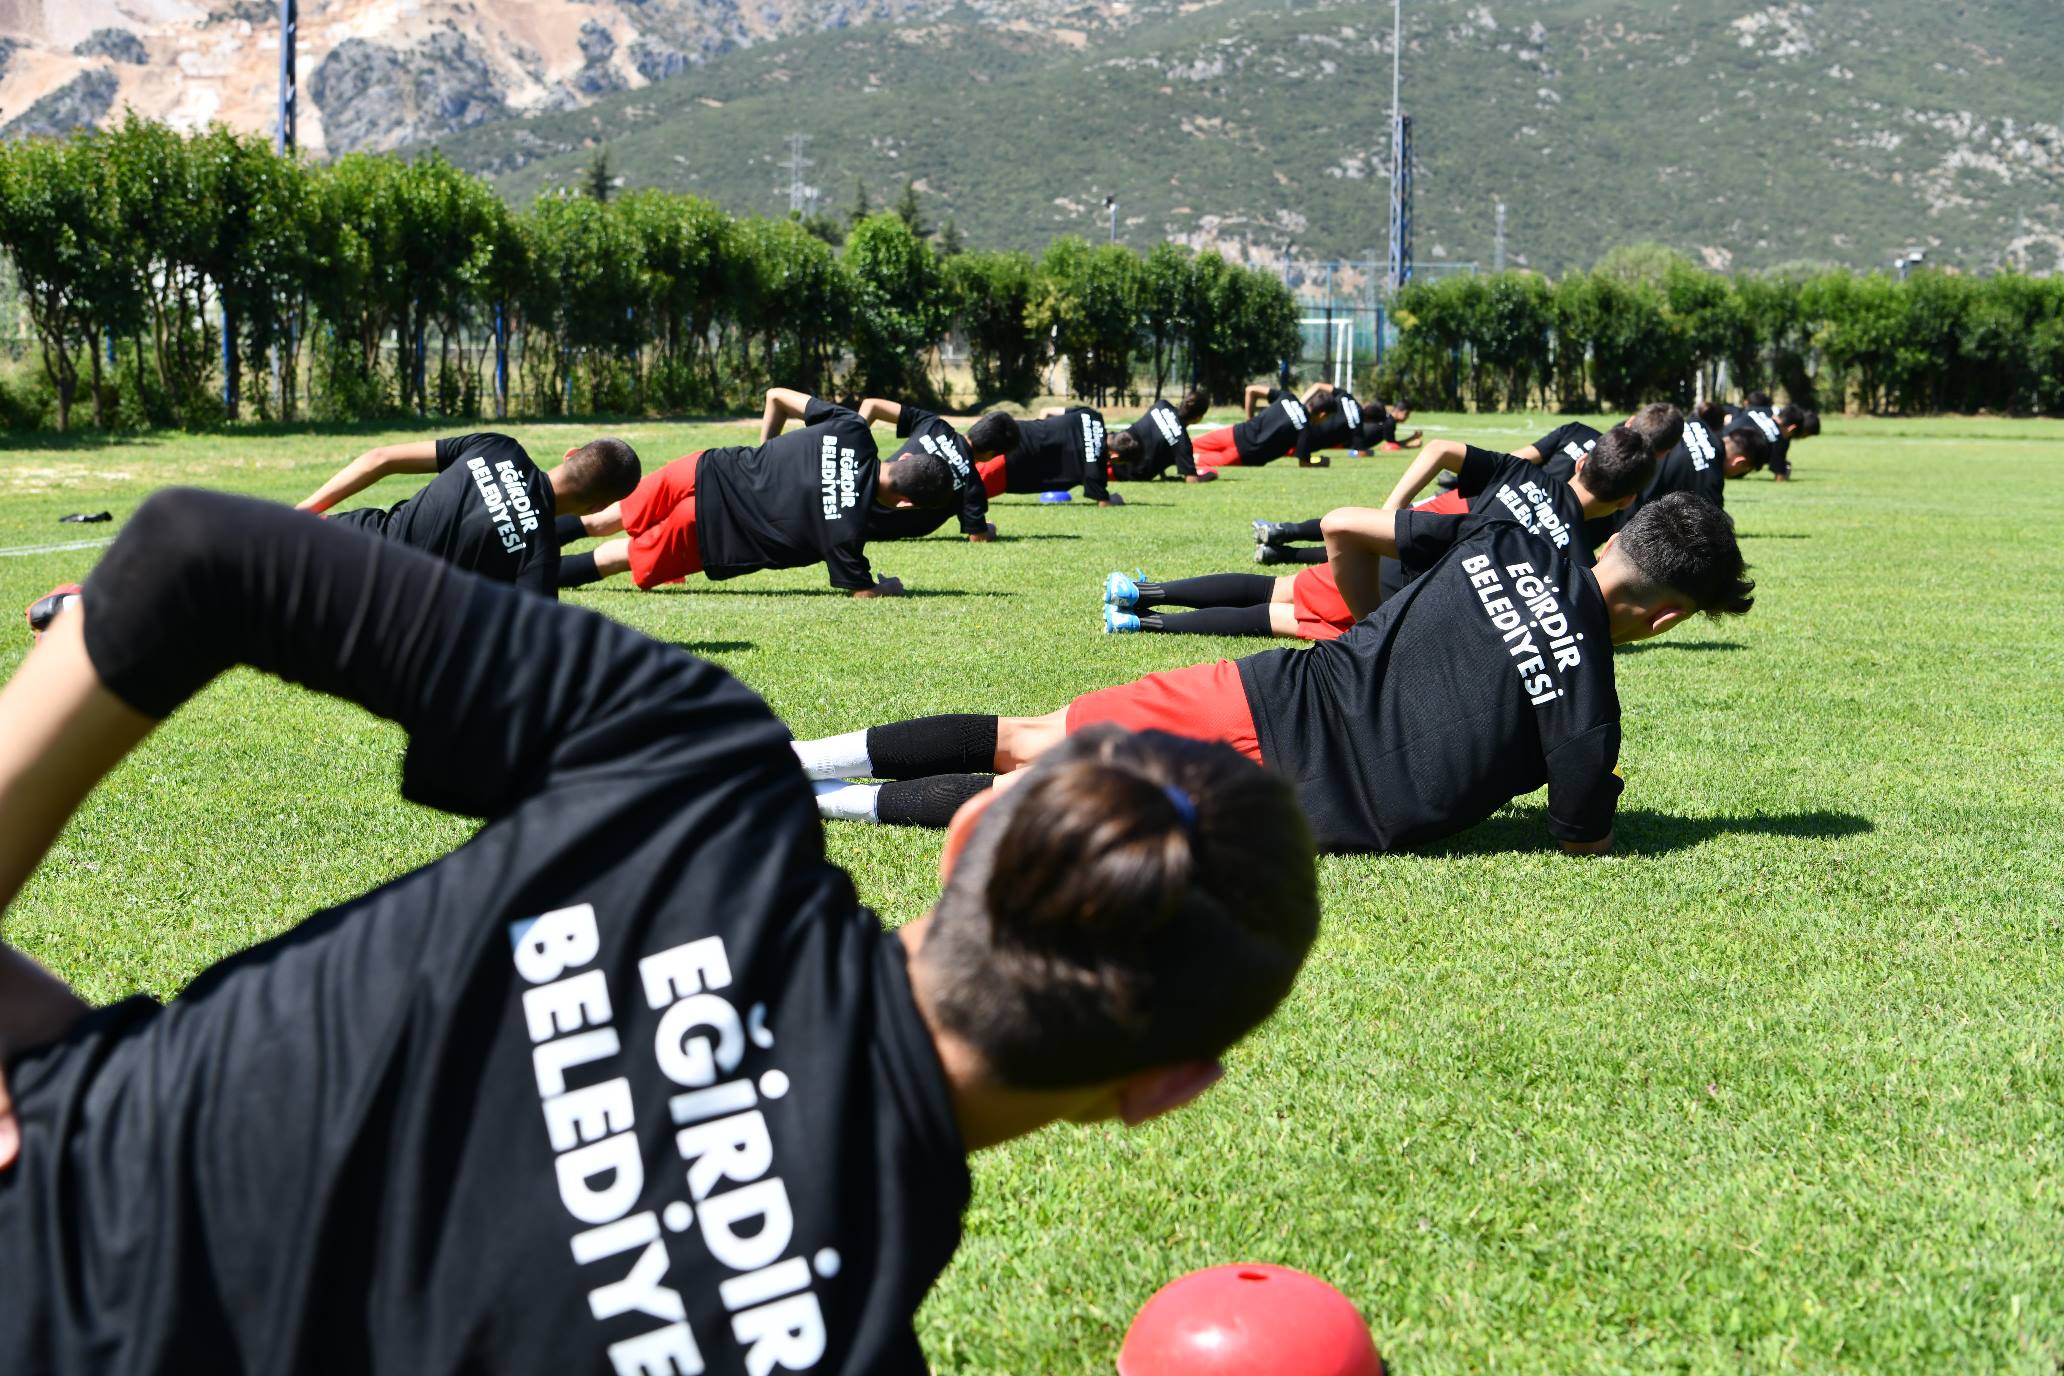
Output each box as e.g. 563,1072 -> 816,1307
3,411 -> 2062,1373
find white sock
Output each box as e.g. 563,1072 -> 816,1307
812,779 -> 882,823
793,730 -> 873,781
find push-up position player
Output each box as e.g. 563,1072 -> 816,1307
0,490 -> 1319,1373
1190,383 -> 1338,469
979,404 -> 1129,506
795,491 -> 1753,855
1112,391 -> 1214,483
297,432 -> 640,598
759,390 -> 1019,545
560,396 -> 953,597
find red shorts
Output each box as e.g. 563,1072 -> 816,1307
1290,565 -> 1353,641
1419,488 -> 1468,515
1193,427 -> 1244,468
1064,659 -> 1263,764
619,451 -> 706,589
976,455 -> 1008,499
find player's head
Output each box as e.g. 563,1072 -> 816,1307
1721,426 -> 1772,477
913,726 -> 1318,1128
1744,390 -> 1774,410
880,450 -> 957,509
1571,425 -> 1656,510
1778,404 -> 1819,439
965,411 -> 1022,461
552,438 -> 642,515
1594,492 -> 1754,643
1695,399 -> 1729,435
1626,402 -> 1685,458
1175,389 -> 1210,425
1107,429 -> 1143,470
1386,403 -> 1412,422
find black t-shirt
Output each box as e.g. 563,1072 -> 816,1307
1724,406 -> 1790,478
695,406 -> 881,589
1231,389 -> 1315,465
1,490 -> 970,1374
890,403 -> 986,536
1381,446 -> 1592,602
1638,417 -> 1726,511
1006,408 -> 1109,500
1116,399 -> 1196,480
1301,395 -> 1393,454
1236,520 -> 1621,854
331,432 -> 558,597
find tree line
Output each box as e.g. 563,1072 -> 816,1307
0,118 -> 1301,433
1376,243 -> 2064,416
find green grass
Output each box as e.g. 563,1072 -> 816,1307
4,411 -> 2062,1372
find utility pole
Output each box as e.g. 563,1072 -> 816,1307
778,133 -> 814,215
1386,0 -> 1413,293
277,0 -> 296,153
1494,200 -> 1506,272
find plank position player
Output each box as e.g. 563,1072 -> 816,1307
558,396 -> 955,597
755,390 -> 1020,545
0,489 -> 1321,1374
297,432 -> 641,598
794,490 -> 1754,855
1111,391 -> 1216,484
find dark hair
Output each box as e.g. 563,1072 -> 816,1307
557,437 -> 642,506
917,727 -> 1319,1089
1578,425 -> 1656,503
1627,402 -> 1685,456
886,451 -> 956,507
1779,404 -> 1820,438
1107,429 -> 1143,468
965,411 -> 1021,458
1723,425 -> 1772,470
1614,492 -> 1754,616
1695,399 -> 1729,434
1744,390 -> 1774,410
1176,390 -> 1210,424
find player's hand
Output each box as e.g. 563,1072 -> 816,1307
967,524 -> 997,543
1183,472 -> 1217,483
1098,494 -> 1125,507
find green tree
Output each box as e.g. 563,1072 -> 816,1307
892,178 -> 930,239
621,188 -> 736,409
104,114 -> 228,428
734,215 -> 850,396
842,212 -> 945,400
1137,241 -> 1193,397
0,135 -> 121,430
1035,237 -> 1140,404
583,147 -> 614,203
945,249 -> 1042,405
1185,252 -> 1299,403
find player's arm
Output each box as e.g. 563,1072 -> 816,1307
759,387 -> 815,441
1295,424 -> 1330,468
1381,439 -> 1469,510
1510,443 -> 1546,463
1038,406 -> 1067,419
1546,723 -> 1622,857
296,441 -> 440,512
857,397 -> 902,428
1242,385 -> 1272,419
1317,506 -> 1399,622
1300,382 -> 1337,410
1398,429 -> 1425,449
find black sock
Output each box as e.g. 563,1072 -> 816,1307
1138,573 -> 1277,610
1280,518 -> 1324,543
1286,546 -> 1326,564
866,714 -> 999,779
1142,606 -> 1276,637
558,552 -> 604,588
878,775 -> 994,827
555,514 -> 588,544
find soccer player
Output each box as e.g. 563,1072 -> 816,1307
0,490 -> 1320,1373
1630,410 -> 1771,512
977,404 -> 1129,506
1710,396 -> 1817,481
1190,382 -> 1337,469
794,492 -> 1752,854
1303,392 -> 1422,457
560,397 -> 952,598
296,432 -> 640,598
1112,391 -> 1215,483
761,390 -> 1019,545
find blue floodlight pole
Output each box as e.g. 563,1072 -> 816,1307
277,0 -> 297,153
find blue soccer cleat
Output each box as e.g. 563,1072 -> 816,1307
1104,569 -> 1146,608
1103,605 -> 1141,634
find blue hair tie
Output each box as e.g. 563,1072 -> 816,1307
1162,783 -> 1198,835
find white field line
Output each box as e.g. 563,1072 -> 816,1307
0,537 -> 114,558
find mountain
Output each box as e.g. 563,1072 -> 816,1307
2,0 -> 2059,277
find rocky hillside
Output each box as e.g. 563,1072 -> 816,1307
2,0 -> 2059,276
